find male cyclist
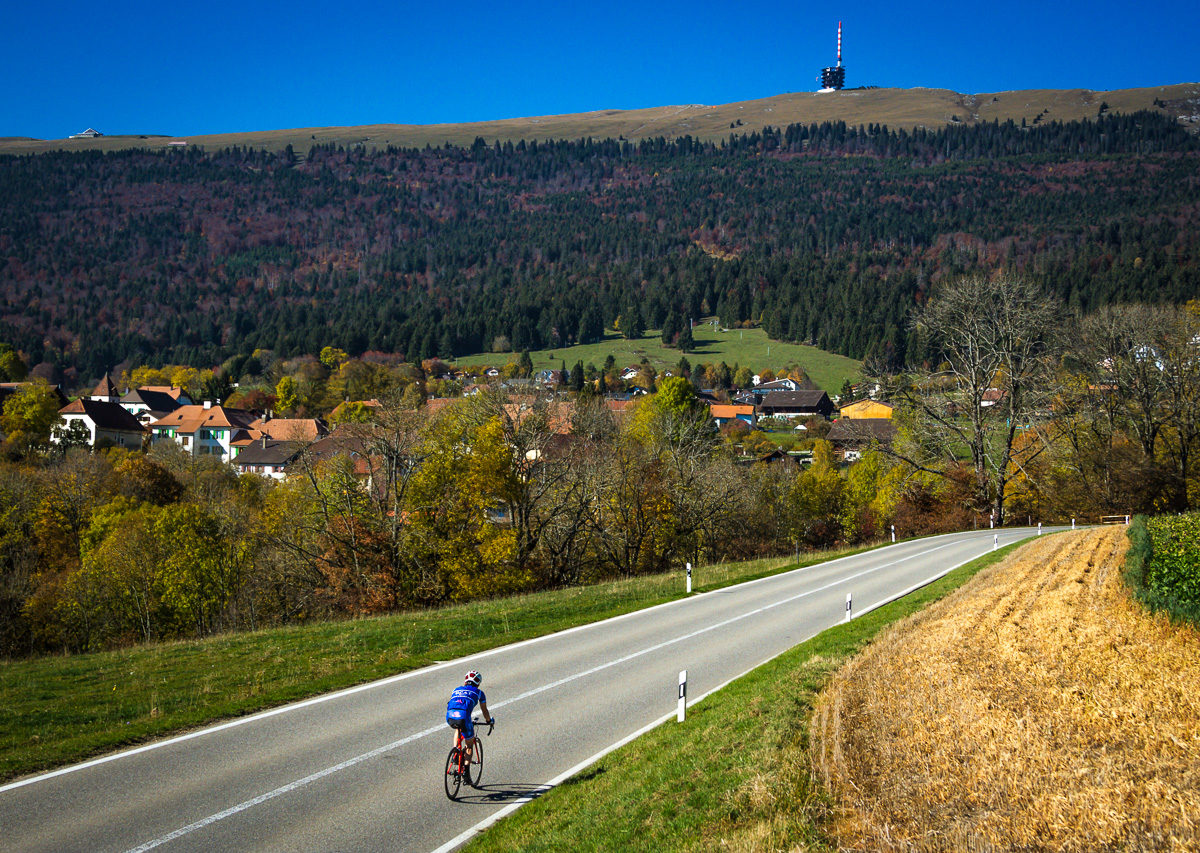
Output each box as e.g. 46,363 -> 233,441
446,670 -> 493,755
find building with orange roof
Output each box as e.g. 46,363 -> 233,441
837,399 -> 894,420
148,402 -> 258,463
709,403 -> 756,428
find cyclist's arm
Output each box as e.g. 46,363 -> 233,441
479,701 -> 492,724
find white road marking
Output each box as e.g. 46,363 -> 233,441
426,538 -> 1018,852
120,538 -> 971,852
3,530 -> 945,795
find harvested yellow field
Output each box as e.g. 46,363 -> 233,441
813,527 -> 1200,851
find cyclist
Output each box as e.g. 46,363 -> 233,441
446,670 -> 493,756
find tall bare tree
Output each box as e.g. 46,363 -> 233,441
881,276 -> 1063,525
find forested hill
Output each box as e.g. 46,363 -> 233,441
2,110 -> 1198,381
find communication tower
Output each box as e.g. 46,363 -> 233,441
817,21 -> 846,92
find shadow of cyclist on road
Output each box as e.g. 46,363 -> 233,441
450,782 -> 550,805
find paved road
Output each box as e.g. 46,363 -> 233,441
1,527 -> 1057,852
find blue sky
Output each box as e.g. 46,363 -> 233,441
3,0 -> 1197,139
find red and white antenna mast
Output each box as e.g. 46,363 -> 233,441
837,20 -> 843,67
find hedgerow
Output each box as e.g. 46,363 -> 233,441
1125,513 -> 1200,626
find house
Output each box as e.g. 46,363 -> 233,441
248,416 -> 328,443
709,403 -> 757,428
981,388 -> 1007,408
755,377 -> 801,392
838,399 -> 894,420
619,366 -> 641,381
826,418 -> 897,455
88,372 -> 121,403
119,387 -> 187,426
232,437 -> 305,480
69,128 -> 103,138
56,398 -> 147,449
230,416 -> 328,460
148,402 -> 258,463
754,390 -> 834,420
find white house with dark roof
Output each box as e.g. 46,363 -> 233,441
232,437 -> 305,479
119,387 -> 187,426
56,398 -> 147,449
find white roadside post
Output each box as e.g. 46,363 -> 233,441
1126,515 -> 1131,525
891,524 -> 896,543
844,592 -> 853,622
1038,522 -> 1042,536
1072,518 -> 1076,530
686,562 -> 692,594
677,670 -> 687,722
993,533 -> 999,551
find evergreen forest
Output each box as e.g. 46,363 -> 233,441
1,111 -> 1198,382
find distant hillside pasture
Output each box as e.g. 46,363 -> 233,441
3,84 -> 1196,155
812,527 -> 1200,850
469,323 -> 862,393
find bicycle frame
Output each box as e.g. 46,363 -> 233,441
445,717 -> 492,800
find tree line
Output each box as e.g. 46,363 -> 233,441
4,282 -> 1200,657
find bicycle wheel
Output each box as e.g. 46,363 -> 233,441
466,738 -> 484,788
444,747 -> 462,800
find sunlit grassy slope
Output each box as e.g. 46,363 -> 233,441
460,323 -> 862,394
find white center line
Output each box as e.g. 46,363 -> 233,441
121,538 -> 966,852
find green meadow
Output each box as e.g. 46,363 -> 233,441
459,323 -> 862,394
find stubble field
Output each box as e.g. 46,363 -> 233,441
813,526 -> 1200,850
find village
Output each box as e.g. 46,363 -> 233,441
1,365 -> 896,481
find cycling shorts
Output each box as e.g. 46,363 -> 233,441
446,709 -> 474,739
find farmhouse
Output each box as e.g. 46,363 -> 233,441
754,390 -> 834,420
56,398 -> 146,449
826,417 -> 897,456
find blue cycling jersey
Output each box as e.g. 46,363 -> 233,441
446,684 -> 486,716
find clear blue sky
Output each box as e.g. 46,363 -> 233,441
3,0 -> 1197,139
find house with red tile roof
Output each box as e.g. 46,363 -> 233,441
148,402 -> 258,463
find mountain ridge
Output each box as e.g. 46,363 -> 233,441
5,83 -> 1198,155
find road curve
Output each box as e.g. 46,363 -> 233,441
1,527 -> 1057,852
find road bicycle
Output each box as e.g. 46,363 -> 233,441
445,717 -> 494,800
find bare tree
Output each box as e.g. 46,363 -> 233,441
882,276 -> 1063,525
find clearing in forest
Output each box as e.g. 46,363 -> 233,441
813,527 -> 1200,851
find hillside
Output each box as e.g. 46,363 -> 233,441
2,83 -> 1197,155
2,108 -> 1198,382
813,527 -> 1200,850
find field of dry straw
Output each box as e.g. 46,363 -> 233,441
813,527 -> 1200,850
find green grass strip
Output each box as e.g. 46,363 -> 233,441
0,547 -> 883,783
464,541 -> 1025,852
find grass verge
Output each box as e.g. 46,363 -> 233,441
463,541 -> 1025,852
0,546 -> 879,784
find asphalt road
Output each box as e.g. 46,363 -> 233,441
1,527 -> 1056,852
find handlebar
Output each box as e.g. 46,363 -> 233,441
473,716 -> 495,735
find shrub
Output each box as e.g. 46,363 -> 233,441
1125,513 -> 1200,625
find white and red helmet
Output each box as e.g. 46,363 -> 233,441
465,670 -> 483,686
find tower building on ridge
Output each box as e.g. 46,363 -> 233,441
818,21 -> 846,92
